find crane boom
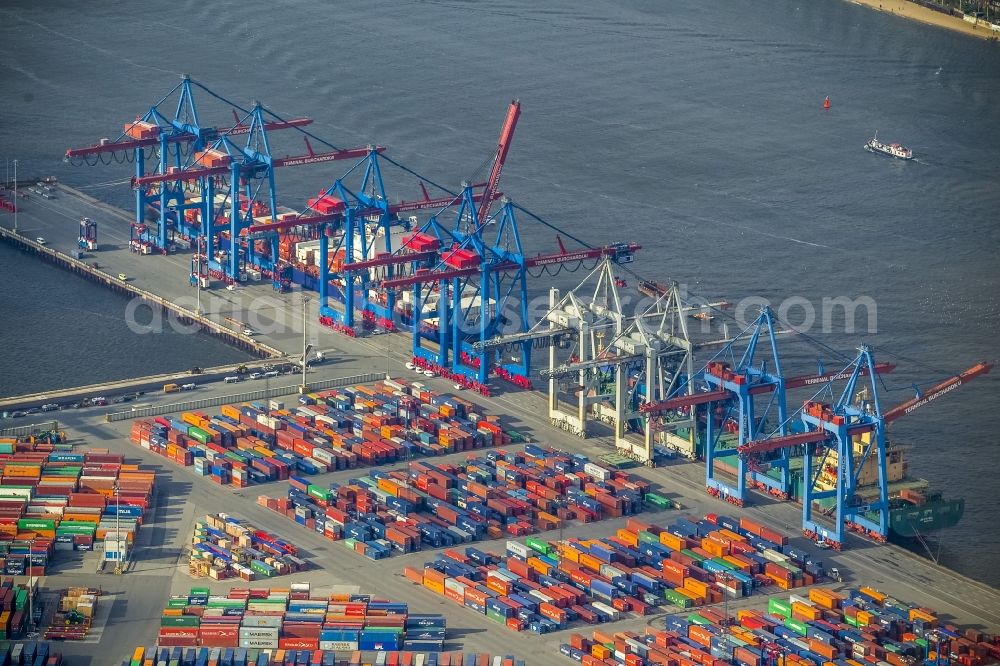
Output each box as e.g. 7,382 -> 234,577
243,189 -> 488,238
640,389 -> 732,414
478,100 -> 521,225
65,118 -> 313,158
781,362 -> 896,390
882,361 -> 992,424
131,146 -> 383,187
378,242 -> 641,290
737,429 -> 834,457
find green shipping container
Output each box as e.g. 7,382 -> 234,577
167,597 -> 188,609
644,493 -> 671,508
638,531 -> 660,544
160,615 -> 200,627
485,608 -> 507,624
17,518 -> 56,531
687,613 -> 713,626
190,587 -> 210,596
525,537 -> 550,556
307,485 -> 331,502
187,426 -> 210,444
681,549 -> 705,562
224,450 -> 248,464
768,598 -> 792,618
663,589 -> 692,608
784,617 -> 808,636
711,557 -> 737,571
56,525 -> 97,535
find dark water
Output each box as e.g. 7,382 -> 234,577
0,242 -> 251,395
0,0 -> 997,584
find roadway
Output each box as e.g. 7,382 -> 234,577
1,184 -> 998,663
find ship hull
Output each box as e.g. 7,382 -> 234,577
888,497 -> 965,540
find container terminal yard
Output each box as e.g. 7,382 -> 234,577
0,81 -> 998,666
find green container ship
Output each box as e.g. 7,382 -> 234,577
710,443 -> 964,541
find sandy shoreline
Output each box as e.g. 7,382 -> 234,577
846,0 -> 1000,41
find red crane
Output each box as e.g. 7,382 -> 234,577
242,187 -> 489,240
65,116 -> 313,159
377,243 -> 642,290
736,361 -> 991,456
477,100 -> 521,225
131,140 -> 384,188
640,363 -> 895,415
882,361 -> 992,424
639,389 -> 732,414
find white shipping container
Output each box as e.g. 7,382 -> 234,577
240,614 -> 283,628
600,564 -> 627,580
763,549 -> 790,563
239,627 -> 280,639
528,590 -> 554,605
789,594 -> 813,607
311,448 -> 335,465
584,462 -> 611,482
489,569 -> 516,583
591,601 -> 622,621
304,457 -> 329,473
239,639 -> 279,649
506,540 -> 530,559
319,641 -> 359,651
445,578 -> 467,595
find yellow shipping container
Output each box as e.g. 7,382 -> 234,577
684,578 -> 709,596
792,601 -> 820,621
659,531 -> 685,552
617,529 -> 639,547
809,588 -> 842,609
718,528 -> 746,542
220,405 -> 242,421
377,478 -> 400,497
423,579 -> 445,595
859,586 -> 886,605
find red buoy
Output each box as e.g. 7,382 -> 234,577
824,96 -> 831,109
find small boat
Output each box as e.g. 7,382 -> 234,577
865,131 -> 913,160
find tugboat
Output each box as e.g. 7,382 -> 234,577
865,131 -> 913,160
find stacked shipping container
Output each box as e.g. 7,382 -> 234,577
190,514 -> 308,581
259,445 -> 648,559
559,588 -> 1000,666
0,445 -> 155,576
129,379 -> 510,489
122,647 -> 526,665
151,584 -> 446,655
405,512 -> 828,632
0,640 -> 64,665
0,577 -> 37,641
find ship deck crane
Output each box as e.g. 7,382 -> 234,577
738,355 -> 991,549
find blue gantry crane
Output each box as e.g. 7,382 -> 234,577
641,308 -> 896,506
739,349 -> 991,549
66,76 -> 374,282
66,76 -> 314,255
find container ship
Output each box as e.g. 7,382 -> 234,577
708,437 -> 964,542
